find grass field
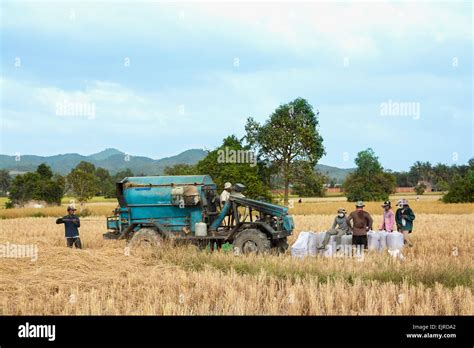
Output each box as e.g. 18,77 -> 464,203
0,198 -> 472,315
0,204 -> 116,219
289,200 -> 474,215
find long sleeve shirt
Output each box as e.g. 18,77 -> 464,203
380,209 -> 395,232
331,216 -> 351,232
56,214 -> 80,238
348,210 -> 373,236
395,207 -> 415,231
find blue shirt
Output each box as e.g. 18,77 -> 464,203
56,214 -> 81,238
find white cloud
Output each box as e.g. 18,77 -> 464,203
2,1 -> 471,60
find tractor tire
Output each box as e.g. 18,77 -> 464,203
233,229 -> 271,255
128,228 -> 163,248
273,238 -> 289,254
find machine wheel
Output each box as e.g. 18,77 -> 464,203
273,238 -> 289,254
233,229 -> 271,255
128,228 -> 163,248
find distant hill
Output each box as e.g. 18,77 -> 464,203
0,148 -> 355,181
87,148 -> 124,161
0,149 -> 208,175
316,164 -> 355,183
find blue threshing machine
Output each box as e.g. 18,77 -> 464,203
104,175 -> 294,254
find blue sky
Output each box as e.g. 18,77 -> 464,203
0,1 -> 472,171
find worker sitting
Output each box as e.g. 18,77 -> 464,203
319,208 -> 351,250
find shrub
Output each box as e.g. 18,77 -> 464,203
79,208 -> 93,217
343,149 -> 396,202
442,170 -> 474,203
414,183 -> 427,195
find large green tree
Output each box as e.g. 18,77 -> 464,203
36,163 -> 53,180
343,148 -> 396,202
393,171 -> 411,187
42,174 -> 65,204
8,172 -> 40,205
409,161 -> 433,184
196,135 -> 271,200
95,167 -> 115,197
291,161 -> 327,197
245,98 -> 325,204
67,161 -> 99,204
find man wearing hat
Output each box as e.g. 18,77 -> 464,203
379,200 -> 395,232
395,199 -> 415,246
56,206 -> 82,249
347,201 -> 373,249
319,208 -> 352,249
220,182 -> 232,207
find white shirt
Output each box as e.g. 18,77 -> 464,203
220,190 -> 230,204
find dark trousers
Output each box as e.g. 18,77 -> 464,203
67,237 -> 82,249
352,235 -> 367,249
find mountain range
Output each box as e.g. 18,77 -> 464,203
0,148 -> 207,176
0,148 -> 354,181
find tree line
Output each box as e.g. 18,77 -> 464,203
1,98 -> 472,205
2,163 -> 135,207
392,160 -> 474,191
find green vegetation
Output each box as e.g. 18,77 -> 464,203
164,136 -> 272,200
67,161 -> 100,203
442,170 -> 474,203
164,164 -> 198,176
3,160 -> 136,207
291,162 -> 327,197
343,148 -> 396,202
414,182 -> 427,195
393,159 -> 474,191
8,164 -> 64,206
0,169 -> 11,196
3,155 -> 473,207
197,136 -> 272,200
245,98 -> 325,204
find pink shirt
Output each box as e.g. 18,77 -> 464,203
380,209 -> 395,232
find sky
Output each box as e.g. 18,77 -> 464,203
0,0 -> 472,171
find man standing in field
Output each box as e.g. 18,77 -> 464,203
347,201 -> 373,249
56,206 -> 82,249
395,199 -> 415,247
